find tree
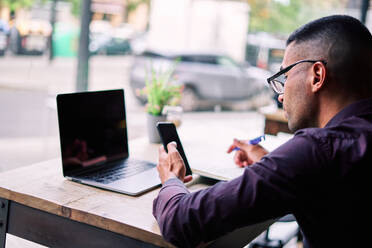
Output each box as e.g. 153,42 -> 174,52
2,0 -> 35,12
247,0 -> 348,35
68,0 -> 80,16
65,0 -> 150,18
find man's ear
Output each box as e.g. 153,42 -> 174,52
311,62 -> 326,93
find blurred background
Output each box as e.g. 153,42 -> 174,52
0,0 -> 370,170
1,0 -> 371,247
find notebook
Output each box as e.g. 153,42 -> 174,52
56,89 -> 161,196
188,132 -> 293,181
173,115 -> 293,182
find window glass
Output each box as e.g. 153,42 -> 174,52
217,56 -> 239,68
268,49 -> 285,65
192,56 -> 218,65
245,44 -> 259,66
0,0 -> 360,172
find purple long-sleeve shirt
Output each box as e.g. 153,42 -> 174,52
153,98 -> 372,248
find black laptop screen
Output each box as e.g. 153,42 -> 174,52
57,89 -> 129,176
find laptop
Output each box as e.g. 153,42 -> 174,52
56,89 -> 161,196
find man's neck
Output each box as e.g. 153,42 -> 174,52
317,94 -> 356,128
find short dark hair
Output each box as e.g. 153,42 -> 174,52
287,15 -> 372,97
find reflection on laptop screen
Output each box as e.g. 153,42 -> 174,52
57,89 -> 128,176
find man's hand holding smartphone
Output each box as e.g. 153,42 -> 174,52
156,122 -> 193,184
157,142 -> 193,184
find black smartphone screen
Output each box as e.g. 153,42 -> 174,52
156,122 -> 192,176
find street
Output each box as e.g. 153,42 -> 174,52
0,55 -> 147,171
0,55 -> 140,108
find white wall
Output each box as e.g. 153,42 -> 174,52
148,0 -> 249,62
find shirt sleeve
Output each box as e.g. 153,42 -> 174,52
153,132 -> 329,248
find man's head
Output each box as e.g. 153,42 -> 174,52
273,15 -> 372,131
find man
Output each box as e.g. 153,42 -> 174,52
153,15 -> 372,248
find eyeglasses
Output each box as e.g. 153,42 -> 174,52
267,59 -> 327,94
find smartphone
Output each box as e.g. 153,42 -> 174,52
156,122 -> 192,176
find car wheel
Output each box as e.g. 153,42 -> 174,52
181,87 -> 199,112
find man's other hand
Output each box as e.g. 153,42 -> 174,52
157,142 -> 193,184
227,139 -> 269,167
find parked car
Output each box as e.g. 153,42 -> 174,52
89,33 -> 131,55
0,20 -> 9,56
8,19 -> 51,55
245,33 -> 285,108
246,33 -> 286,73
130,50 -> 272,111
89,21 -> 133,56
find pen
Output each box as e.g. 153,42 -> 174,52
232,135 -> 265,151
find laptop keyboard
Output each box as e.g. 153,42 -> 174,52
78,160 -> 156,184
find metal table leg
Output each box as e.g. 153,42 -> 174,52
0,198 -> 9,248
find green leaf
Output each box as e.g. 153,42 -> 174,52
140,59 -> 182,115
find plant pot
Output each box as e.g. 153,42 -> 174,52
147,114 -> 166,143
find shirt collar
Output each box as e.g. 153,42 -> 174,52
325,97 -> 372,127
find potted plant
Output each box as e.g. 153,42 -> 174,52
137,62 -> 183,143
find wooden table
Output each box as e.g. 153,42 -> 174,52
0,116 -> 274,248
